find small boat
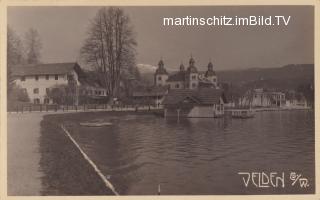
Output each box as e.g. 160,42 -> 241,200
231,109 -> 255,119
80,122 -> 113,127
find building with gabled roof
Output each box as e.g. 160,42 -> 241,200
162,88 -> 227,118
132,85 -> 169,106
12,62 -> 108,105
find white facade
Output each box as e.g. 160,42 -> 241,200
13,63 -> 108,104
15,73 -> 77,104
239,89 -> 286,107
155,74 -> 168,86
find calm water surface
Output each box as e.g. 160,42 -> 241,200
66,110 -> 314,195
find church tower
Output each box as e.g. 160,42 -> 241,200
186,56 -> 198,89
154,59 -> 168,86
205,61 -> 218,88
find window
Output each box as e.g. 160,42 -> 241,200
67,75 -> 73,81
192,75 -> 196,80
33,88 -> 39,94
21,76 -> 26,81
35,75 -> 39,81
213,78 -> 216,82
46,88 -> 50,94
34,98 -> 40,104
175,84 -> 180,88
44,98 -> 50,104
192,83 -> 196,88
55,74 -> 59,80
45,75 -> 49,80
158,76 -> 162,81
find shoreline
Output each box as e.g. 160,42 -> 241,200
8,108 -> 313,195
39,112 -> 118,195
38,111 -> 157,195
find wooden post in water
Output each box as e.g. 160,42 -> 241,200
177,109 -> 180,122
158,184 -> 161,195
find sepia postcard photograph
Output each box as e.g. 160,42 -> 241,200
1,2 -> 318,199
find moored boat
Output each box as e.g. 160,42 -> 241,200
230,109 -> 255,119
80,122 -> 113,127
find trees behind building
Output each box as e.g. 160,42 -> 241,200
81,7 -> 139,100
24,28 -> 42,64
7,26 -> 42,107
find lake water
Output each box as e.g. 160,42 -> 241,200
66,110 -> 315,195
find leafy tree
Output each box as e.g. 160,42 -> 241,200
46,84 -> 76,105
7,26 -> 24,94
81,7 -> 137,99
24,28 -> 42,64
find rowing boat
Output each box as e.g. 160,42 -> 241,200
80,122 -> 113,127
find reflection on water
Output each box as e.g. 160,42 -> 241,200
66,110 -> 314,195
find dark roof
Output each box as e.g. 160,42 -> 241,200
163,88 -> 226,105
132,86 -> 168,97
79,70 -> 105,88
205,70 -> 216,77
155,67 -> 168,75
167,71 -> 186,82
11,62 -> 80,76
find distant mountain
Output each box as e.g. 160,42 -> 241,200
137,63 -> 314,91
137,64 -> 157,74
217,64 -> 314,91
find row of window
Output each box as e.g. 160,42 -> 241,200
32,87 -> 107,96
21,74 -> 60,81
83,90 -> 106,96
170,83 -> 197,89
33,88 -> 51,94
157,75 -> 198,81
33,98 -> 50,104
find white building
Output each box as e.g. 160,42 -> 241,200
12,62 -> 108,104
239,88 -> 286,107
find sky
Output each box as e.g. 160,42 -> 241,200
8,6 -> 314,71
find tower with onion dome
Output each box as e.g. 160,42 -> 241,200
186,56 -> 199,89
204,61 -> 218,88
154,59 -> 168,86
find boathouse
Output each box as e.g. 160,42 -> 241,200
162,88 -> 227,118
132,86 -> 168,107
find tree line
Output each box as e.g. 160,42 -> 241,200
8,7 -> 142,106
7,26 -> 42,105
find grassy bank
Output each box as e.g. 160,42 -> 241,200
39,110 -> 155,195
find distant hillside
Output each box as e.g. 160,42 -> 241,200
217,64 -> 314,91
139,64 -> 314,90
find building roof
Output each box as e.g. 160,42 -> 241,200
163,88 -> 226,105
167,71 -> 186,82
155,67 -> 168,75
11,62 -> 80,76
205,69 -> 216,77
132,86 -> 168,97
